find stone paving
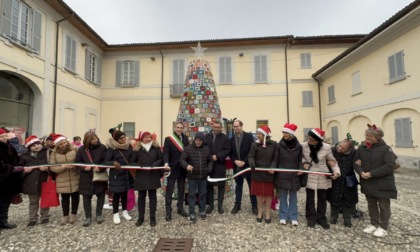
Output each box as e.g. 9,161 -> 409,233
1,168 -> 420,252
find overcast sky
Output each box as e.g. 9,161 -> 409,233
63,0 -> 414,44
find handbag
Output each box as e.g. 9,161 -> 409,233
345,174 -> 358,187
127,188 -> 136,211
300,173 -> 308,187
40,176 -> 60,208
11,194 -> 23,204
86,149 -> 109,182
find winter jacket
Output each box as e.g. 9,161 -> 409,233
19,148 -> 49,195
204,131 -> 231,186
76,142 -> 108,196
229,131 -> 254,178
274,138 -> 303,191
327,146 -> 358,207
248,140 -> 278,183
163,133 -> 189,180
131,143 -> 163,191
180,142 -> 213,180
49,144 -> 80,194
301,142 -> 340,190
354,139 -> 397,199
103,139 -> 133,193
0,141 -> 22,197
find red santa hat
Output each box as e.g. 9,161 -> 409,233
308,128 -> 325,142
51,133 -> 67,145
256,126 -> 271,147
138,131 -> 151,142
0,128 -> 8,135
283,123 -> 298,136
25,135 -> 41,148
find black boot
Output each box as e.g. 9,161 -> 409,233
330,216 -> 338,224
177,208 -> 188,217
165,212 -> 172,221
231,205 -> 241,214
344,218 -> 352,228
206,205 -> 214,214
150,217 -> 156,227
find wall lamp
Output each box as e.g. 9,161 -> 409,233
81,42 -> 89,48
150,56 -> 156,61
239,53 -> 244,57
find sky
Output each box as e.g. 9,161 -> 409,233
63,0 -> 415,44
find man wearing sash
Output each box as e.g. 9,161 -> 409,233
163,123 -> 189,221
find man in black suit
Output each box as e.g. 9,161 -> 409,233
229,120 -> 257,215
163,123 -> 189,221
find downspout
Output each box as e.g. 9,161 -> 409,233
53,15 -> 73,132
158,45 -> 164,144
284,37 -> 292,123
314,77 -> 323,129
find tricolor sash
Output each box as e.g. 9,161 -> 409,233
168,133 -> 184,152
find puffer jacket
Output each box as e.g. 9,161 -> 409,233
131,142 -> 163,191
0,141 -> 22,197
76,142 -> 108,196
354,140 -> 397,199
275,138 -> 303,191
301,142 -> 340,190
19,148 -> 49,195
49,144 -> 80,194
180,142 -> 213,180
248,140 -> 278,183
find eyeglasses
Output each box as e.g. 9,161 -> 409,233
119,135 -> 126,140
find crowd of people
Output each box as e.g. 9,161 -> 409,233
0,121 -> 397,237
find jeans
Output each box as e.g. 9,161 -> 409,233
61,192 -> 80,216
138,189 -> 157,219
365,195 -> 391,230
234,174 -> 257,207
83,193 -> 105,218
188,179 -> 207,214
165,178 -> 186,213
278,189 -> 298,221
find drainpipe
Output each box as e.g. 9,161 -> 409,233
53,15 -> 73,132
284,37 -> 292,123
314,77 -> 323,129
158,45 -> 164,144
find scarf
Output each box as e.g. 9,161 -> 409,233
112,139 -> 130,150
141,142 -> 152,152
309,141 -> 323,164
284,137 -> 298,150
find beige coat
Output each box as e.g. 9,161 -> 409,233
301,142 -> 340,190
49,144 -> 80,193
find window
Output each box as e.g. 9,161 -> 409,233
395,118 -> 413,147
173,59 -> 185,84
85,50 -> 101,85
303,128 -> 311,141
1,0 -> 42,53
352,71 -> 361,95
331,126 -> 339,145
256,120 -> 268,130
219,56 -> 232,84
302,91 -> 313,107
65,35 -> 76,72
115,60 -> 139,87
300,53 -> 311,69
388,51 -> 405,83
170,84 -> 184,98
328,85 -> 336,104
123,122 -> 135,139
254,55 -> 267,83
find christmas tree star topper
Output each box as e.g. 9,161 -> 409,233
191,41 -> 207,58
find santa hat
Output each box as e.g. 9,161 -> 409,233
308,128 -> 325,142
138,131 -> 151,142
283,123 -> 298,136
257,126 -> 271,147
51,133 -> 67,145
0,128 -> 8,135
25,135 -> 41,148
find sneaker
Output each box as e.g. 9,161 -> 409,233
113,213 -> 121,224
279,219 -> 287,225
291,220 -> 298,226
189,213 -> 197,223
83,217 -> 91,227
200,212 -> 206,220
373,227 -> 388,237
27,221 -> 37,227
96,215 -> 104,224
122,210 -> 132,221
363,225 -> 377,234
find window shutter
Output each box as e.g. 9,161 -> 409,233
396,51 -> 404,77
134,61 -> 140,87
402,118 -> 412,146
352,71 -> 361,94
226,57 -> 232,83
32,9 -> 42,53
395,118 -> 403,146
65,35 -> 71,68
1,0 -> 12,37
179,59 -> 185,84
331,126 -> 338,145
306,54 -> 311,68
173,60 -> 179,83
302,91 -> 313,107
96,57 -> 102,85
254,56 -> 261,82
261,55 -> 267,82
85,49 -> 91,81
115,61 -> 122,87
219,57 -> 225,83
388,55 -> 396,81
71,39 -> 76,71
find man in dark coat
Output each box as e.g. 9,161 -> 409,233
229,120 -> 257,215
0,128 -> 22,229
163,123 -> 189,221
205,121 -> 231,214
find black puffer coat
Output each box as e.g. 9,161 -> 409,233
274,138 -> 302,191
327,146 -> 358,207
0,141 -> 22,197
248,140 -> 278,183
131,143 -> 163,191
355,140 -> 397,199
76,142 -> 108,196
103,139 -> 133,193
19,148 -> 49,195
180,142 -> 214,180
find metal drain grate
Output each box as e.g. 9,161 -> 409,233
153,238 -> 193,252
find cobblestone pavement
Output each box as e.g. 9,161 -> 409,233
1,168 -> 419,252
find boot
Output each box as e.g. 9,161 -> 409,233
0,217 -> 17,229
60,216 -> 70,225
344,218 -> 352,228
150,217 -> 156,227
83,217 -> 91,227
122,210 -> 132,221
330,216 -> 338,224
69,214 -> 77,224
206,205 -> 214,214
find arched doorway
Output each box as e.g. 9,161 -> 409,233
0,71 -> 34,141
